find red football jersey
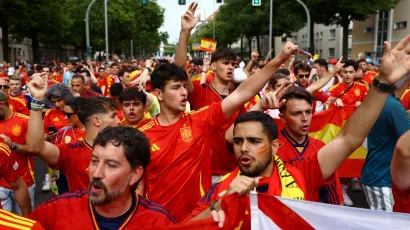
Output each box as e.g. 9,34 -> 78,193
43,108 -> 69,134
0,209 -> 44,230
55,126 -> 86,145
329,82 -> 368,106
392,183 -> 410,214
0,113 -> 34,188
138,102 -> 229,221
81,90 -> 102,99
362,71 -> 377,85
30,191 -> 175,230
188,81 -> 239,175
0,140 -> 21,199
187,154 -> 325,220
54,140 -> 93,192
8,93 -> 29,116
277,129 -> 343,204
400,89 -> 410,110
97,78 -> 107,96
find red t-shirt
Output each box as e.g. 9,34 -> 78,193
362,71 -> 377,85
329,82 -> 368,106
97,78 -> 107,96
277,129 -> 343,204
0,209 -> 44,230
55,126 -> 86,145
29,191 -> 175,230
54,141 -> 93,192
105,75 -> 118,97
8,93 -> 29,116
138,102 -> 229,221
187,154 -> 325,219
0,113 -> 34,188
188,81 -> 239,175
392,183 -> 410,214
400,89 -> 410,111
81,90 -> 102,99
0,140 -> 21,196
43,108 -> 69,134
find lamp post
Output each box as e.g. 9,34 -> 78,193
104,0 -> 109,63
85,0 -> 98,59
295,0 -> 310,52
268,0 -> 273,58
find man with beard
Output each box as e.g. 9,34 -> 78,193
0,92 -> 33,215
24,75 -> 120,192
29,126 -> 177,229
187,34 -> 410,223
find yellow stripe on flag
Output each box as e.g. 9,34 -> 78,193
200,38 -> 217,53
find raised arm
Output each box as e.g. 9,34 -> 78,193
306,56 -> 344,94
26,75 -> 61,167
221,42 -> 298,118
318,35 -> 410,180
87,59 -> 98,84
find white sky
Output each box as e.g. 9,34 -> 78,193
157,0 -> 223,43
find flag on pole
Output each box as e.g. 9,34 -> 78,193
200,38 -> 217,53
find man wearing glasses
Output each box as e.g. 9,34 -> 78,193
293,63 -> 311,89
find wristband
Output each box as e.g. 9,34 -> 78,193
30,98 -> 45,111
372,76 -> 396,93
145,67 -> 152,72
11,142 -> 17,151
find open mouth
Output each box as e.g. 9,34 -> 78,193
239,156 -> 253,166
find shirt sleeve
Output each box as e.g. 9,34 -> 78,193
54,144 -> 71,173
401,90 -> 410,110
188,80 -> 207,110
328,85 -> 340,98
183,183 -> 220,221
29,204 -> 53,230
190,101 -> 230,134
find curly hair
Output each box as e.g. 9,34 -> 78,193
45,84 -> 74,107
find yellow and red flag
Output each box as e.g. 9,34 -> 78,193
275,105 -> 367,178
200,38 -> 217,53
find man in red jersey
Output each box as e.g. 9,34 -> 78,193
8,77 -> 29,116
0,92 -> 34,215
119,88 -> 156,128
0,136 -> 31,216
391,129 -> 410,214
328,60 -> 368,107
137,2 -> 299,221
24,75 -> 120,192
71,75 -> 101,98
187,34 -> 410,225
29,126 -> 177,229
358,58 -> 377,85
0,208 -> 44,229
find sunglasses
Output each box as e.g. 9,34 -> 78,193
64,112 -> 76,118
0,85 -> 10,89
298,74 -> 310,79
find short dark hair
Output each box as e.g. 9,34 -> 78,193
79,70 -> 91,77
72,74 -> 85,84
190,58 -> 203,66
276,68 -> 291,76
342,59 -> 358,71
211,47 -> 237,63
65,97 -> 85,114
118,68 -> 131,78
77,97 -> 119,126
292,60 -> 302,69
119,88 -> 147,106
314,58 -> 328,71
268,73 -> 288,89
234,111 -> 278,141
294,63 -> 311,76
151,63 -> 188,91
27,70 -> 35,77
111,63 -> 119,68
357,59 -> 367,65
110,83 -> 123,97
279,86 -> 313,112
93,126 -> 150,190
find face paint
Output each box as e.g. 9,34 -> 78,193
256,145 -> 268,155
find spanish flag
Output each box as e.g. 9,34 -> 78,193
275,105 -> 367,178
200,38 -> 217,53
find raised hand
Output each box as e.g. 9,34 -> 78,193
278,42 -> 299,63
251,51 -> 259,61
28,74 -> 48,101
260,83 -> 291,110
333,56 -> 344,73
379,34 -> 410,84
181,2 -> 201,32
226,176 -> 258,196
203,55 -> 210,66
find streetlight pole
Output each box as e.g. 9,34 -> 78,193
295,0 -> 310,52
104,0 -> 109,63
85,0 -> 98,59
268,0 -> 273,59
213,0 -> 216,40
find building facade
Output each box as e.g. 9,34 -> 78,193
352,0 -> 409,63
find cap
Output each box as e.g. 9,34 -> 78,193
328,58 -> 338,65
365,58 -> 373,64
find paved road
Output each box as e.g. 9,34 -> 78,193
32,156 -> 370,209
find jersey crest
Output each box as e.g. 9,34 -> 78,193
12,124 -> 21,136
354,88 -> 361,96
180,126 -> 193,142
64,136 -> 72,144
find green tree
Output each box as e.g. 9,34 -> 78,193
159,32 -> 169,45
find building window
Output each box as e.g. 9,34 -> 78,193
376,11 -> 389,59
319,49 -> 322,56
320,32 -> 323,40
364,27 -> 374,33
329,29 -> 336,40
348,29 -> 352,37
315,32 -> 319,41
394,21 -> 407,30
329,48 -> 335,57
293,36 -> 297,43
281,36 -> 287,43
364,52 -> 372,57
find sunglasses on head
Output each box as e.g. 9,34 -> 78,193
0,85 -> 10,89
298,74 -> 310,79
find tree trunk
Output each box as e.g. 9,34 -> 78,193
309,20 -> 315,54
247,36 -> 252,59
31,30 -> 40,63
240,35 -> 244,60
341,16 -> 349,60
256,36 -> 261,55
1,18 -> 9,62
